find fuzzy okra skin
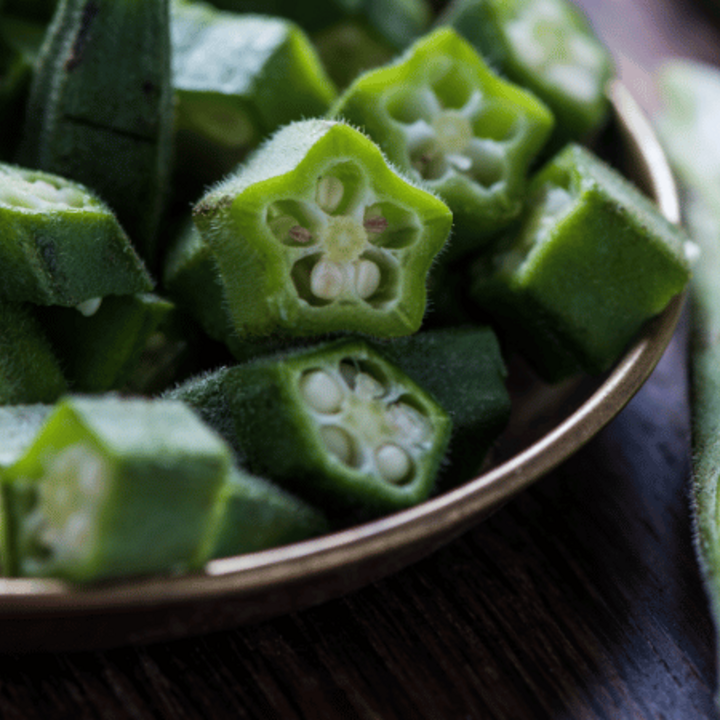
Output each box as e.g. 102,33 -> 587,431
35,293 -> 174,393
437,0 -> 613,147
0,301 -> 67,405
0,163 -> 152,307
1,396 -> 233,583
193,119 -> 453,339
17,0 -> 174,266
171,0 -> 337,196
469,143 -> 691,382
329,27 -> 554,253
168,339 -> 452,518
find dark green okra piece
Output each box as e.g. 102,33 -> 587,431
206,467 -> 329,560
371,326 -> 511,484
193,118 -> 453,339
35,293 -> 174,393
0,405 -> 52,468
1,396 -> 232,583
0,301 -> 67,405
170,0 -> 337,198
18,0 -> 174,266
168,339 -> 452,517
0,163 -> 152,307
437,0 -> 613,147
329,27 -> 554,253
469,143 -> 691,381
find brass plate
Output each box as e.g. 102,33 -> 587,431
0,81 -> 687,652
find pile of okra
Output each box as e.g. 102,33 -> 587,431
0,0 -> 691,585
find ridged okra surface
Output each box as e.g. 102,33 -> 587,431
1,396 -> 232,583
470,143 -> 691,380
438,0 -> 613,146
193,119 -> 452,338
169,339 -> 452,517
0,163 -> 152,307
330,27 -> 554,252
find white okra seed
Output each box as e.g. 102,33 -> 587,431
354,372 -> 385,401
376,443 -> 412,484
311,260 -> 345,300
387,402 -> 431,444
289,225 -> 313,243
316,176 -> 344,213
300,370 -> 345,414
354,260 -> 381,299
321,425 -> 354,465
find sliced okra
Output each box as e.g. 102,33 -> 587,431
0,163 -> 152,306
193,119 -> 453,338
469,143 -> 691,381
35,293 -> 174,393
0,301 -> 67,405
2,396 -> 232,583
17,0 -> 174,266
329,27 -> 554,253
168,339 -> 452,517
205,467 -> 329,560
171,0 -> 337,198
438,0 -> 613,146
371,326 -> 511,484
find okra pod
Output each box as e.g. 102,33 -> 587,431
193,118 -> 453,339
469,143 -> 691,381
330,27 -> 554,252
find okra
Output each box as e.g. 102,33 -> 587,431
168,339 -> 452,517
171,0 -> 337,198
329,27 -> 554,253
193,118 -> 453,339
18,0 -> 174,266
0,301 -> 67,405
205,467 -> 329,559
35,293 -> 174,393
2,396 -> 232,583
371,326 -> 511,483
438,0 -> 613,146
469,143 -> 691,381
0,163 -> 152,307
0,405 -> 52,468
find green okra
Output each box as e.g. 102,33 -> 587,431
437,0 -> 613,147
206,466 -> 328,559
0,405 -> 52,468
1,396 -> 232,583
18,0 -> 174,266
170,0 -> 337,198
0,163 -> 152,307
168,339 -> 452,517
329,27 -> 555,253
469,143 -> 691,381
0,301 -> 67,405
193,118 -> 453,339
371,326 -> 511,484
35,293 -> 174,393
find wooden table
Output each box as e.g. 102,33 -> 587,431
2,1 -> 718,718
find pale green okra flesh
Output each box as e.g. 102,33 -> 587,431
193,119 -> 453,338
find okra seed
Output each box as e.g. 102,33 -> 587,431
446,153 -> 473,173
364,215 -> 388,234
289,225 -> 313,243
376,443 -> 412,484
310,260 -> 345,300
354,260 -> 381,299
387,402 -> 431,444
75,297 -> 103,317
321,425 -> 355,465
300,370 -> 345,414
354,372 -> 385,400
316,176 -> 344,214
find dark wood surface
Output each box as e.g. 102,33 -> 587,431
3,2 -> 720,718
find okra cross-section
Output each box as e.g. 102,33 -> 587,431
1,396 -> 232,583
0,163 -> 152,307
329,27 -> 554,253
469,144 -> 691,381
193,119 -> 453,338
169,340 -> 452,517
